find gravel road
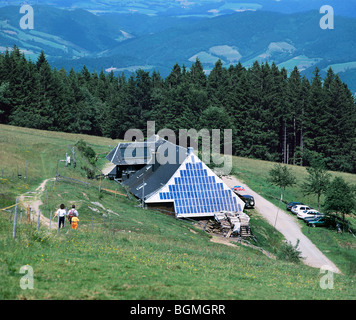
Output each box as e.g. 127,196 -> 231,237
222,175 -> 341,274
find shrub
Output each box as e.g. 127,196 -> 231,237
76,140 -> 96,165
277,239 -> 302,263
81,165 -> 95,179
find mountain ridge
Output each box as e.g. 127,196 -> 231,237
2,0 -> 355,18
0,5 -> 355,92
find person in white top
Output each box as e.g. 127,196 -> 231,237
53,204 -> 66,229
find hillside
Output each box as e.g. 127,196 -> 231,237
0,124 -> 355,300
0,5 -> 355,92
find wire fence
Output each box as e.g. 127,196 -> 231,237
1,199 -> 121,239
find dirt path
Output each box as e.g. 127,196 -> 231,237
19,178 -> 55,228
222,175 -> 342,274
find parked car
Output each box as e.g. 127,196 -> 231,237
297,209 -> 323,220
233,185 -> 245,191
291,204 -> 312,215
234,193 -> 255,209
304,213 -> 324,223
306,216 -> 327,228
243,195 -> 255,208
286,201 -> 304,211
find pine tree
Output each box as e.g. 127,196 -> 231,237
324,74 -> 356,172
36,51 -> 47,70
166,63 -> 182,89
65,69 -> 83,132
287,66 -> 303,164
199,104 -> 233,157
188,58 -> 206,89
135,69 -> 153,134
297,76 -> 311,166
95,69 -> 108,102
0,81 -> 11,123
51,68 -> 71,132
304,67 -> 325,165
207,59 -> 229,105
79,65 -> 92,88
7,46 -> 40,128
223,63 -> 247,156
243,61 -> 264,159
245,62 -> 282,161
36,52 -> 57,129
268,63 -> 288,163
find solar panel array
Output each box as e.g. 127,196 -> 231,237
159,159 -> 242,216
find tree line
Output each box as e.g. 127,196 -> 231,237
0,46 -> 355,173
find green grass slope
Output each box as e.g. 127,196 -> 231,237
0,124 -> 355,299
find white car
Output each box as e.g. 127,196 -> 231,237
297,209 -> 323,220
291,204 -> 311,215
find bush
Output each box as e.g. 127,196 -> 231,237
81,165 -> 95,179
76,140 -> 96,165
277,239 -> 302,263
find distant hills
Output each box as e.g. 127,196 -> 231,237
0,4 -> 356,92
1,0 -> 356,18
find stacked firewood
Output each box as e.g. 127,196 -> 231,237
202,211 -> 250,238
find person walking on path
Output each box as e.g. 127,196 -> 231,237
67,204 -> 79,225
71,216 -> 79,230
53,204 -> 66,229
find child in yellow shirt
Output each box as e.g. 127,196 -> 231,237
71,216 -> 79,230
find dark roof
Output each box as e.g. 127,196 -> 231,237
123,142 -> 187,200
106,135 -> 166,166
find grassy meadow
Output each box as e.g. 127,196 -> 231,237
0,124 -> 120,207
0,124 -> 355,300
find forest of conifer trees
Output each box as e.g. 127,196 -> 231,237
0,46 -> 355,173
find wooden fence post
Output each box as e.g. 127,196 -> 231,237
57,215 -> 59,236
99,175 -> 102,194
37,210 -> 41,232
49,211 -> 52,232
25,160 -> 27,181
12,199 -> 18,239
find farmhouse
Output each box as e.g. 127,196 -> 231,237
106,135 -> 246,219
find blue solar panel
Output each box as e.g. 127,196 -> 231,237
158,161 -> 240,216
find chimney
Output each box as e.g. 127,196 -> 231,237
187,147 -> 194,155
